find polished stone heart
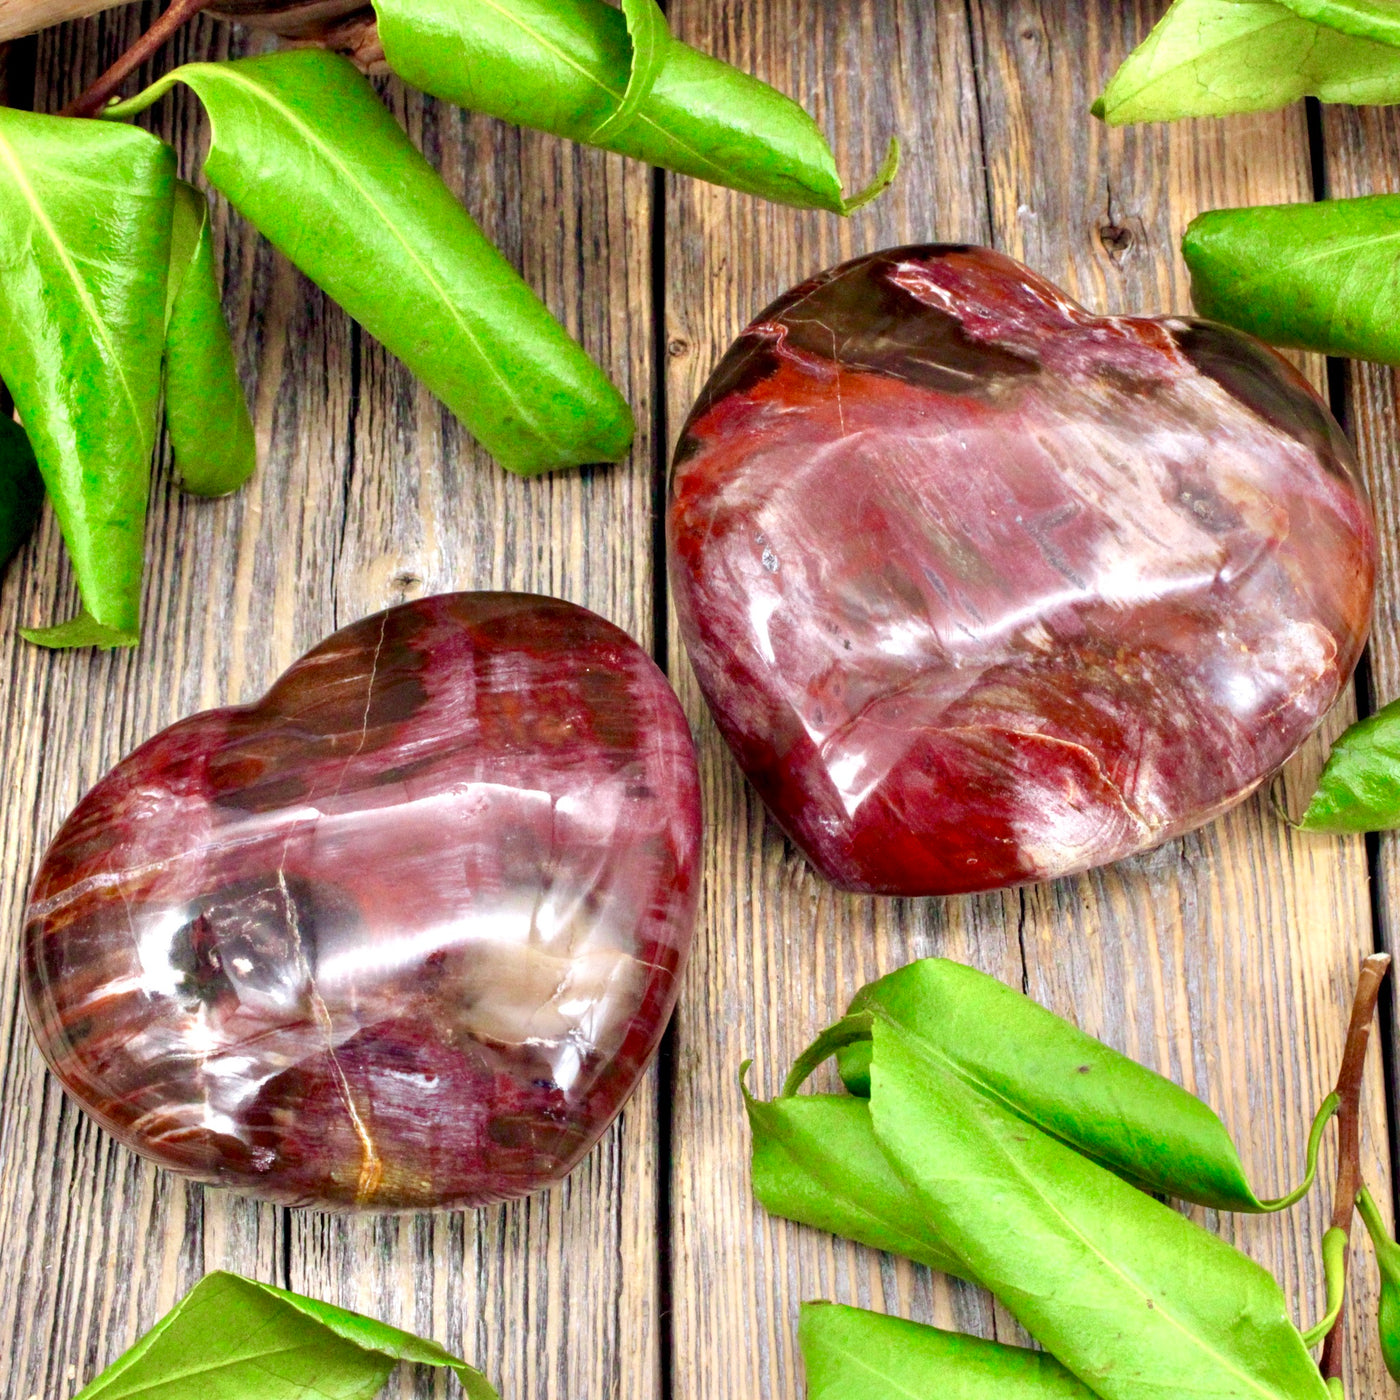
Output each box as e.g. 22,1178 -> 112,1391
668,245 -> 1375,897
24,594 -> 701,1210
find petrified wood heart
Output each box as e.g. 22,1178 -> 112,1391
23,594 -> 701,1210
668,245 -> 1375,897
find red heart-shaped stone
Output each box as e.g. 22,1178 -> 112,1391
668,245 -> 1375,896
24,594 -> 701,1210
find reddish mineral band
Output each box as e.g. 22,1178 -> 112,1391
23,593 -> 702,1210
668,245 -> 1375,897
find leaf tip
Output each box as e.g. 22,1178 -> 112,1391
21,611 -> 139,650
841,137 -> 900,216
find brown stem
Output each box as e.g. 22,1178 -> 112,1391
1320,952 -> 1391,1380
60,0 -> 212,119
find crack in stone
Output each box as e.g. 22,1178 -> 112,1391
277,865 -> 382,1203
332,609 -> 390,804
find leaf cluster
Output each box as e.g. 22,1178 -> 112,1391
747,958 -> 1380,1399
0,0 -> 895,646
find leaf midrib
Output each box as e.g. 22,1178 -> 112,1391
201,65 -> 570,459
888,1030 -> 1307,1400
809,1333 -> 939,1400
0,126 -> 148,443
1228,223 -> 1400,276
885,1009 -> 1184,1199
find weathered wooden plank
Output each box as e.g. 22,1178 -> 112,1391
285,79 -> 663,1400
968,6 -> 1390,1391
1320,88 -> 1400,1348
663,4 -> 1393,1399
0,17 -> 285,1397
0,11 -> 661,1400
661,7 -> 1029,1399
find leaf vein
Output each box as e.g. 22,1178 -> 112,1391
205,66 -> 570,458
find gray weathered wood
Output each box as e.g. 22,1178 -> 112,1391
1321,91 -> 1400,1356
2,4 -> 1398,1399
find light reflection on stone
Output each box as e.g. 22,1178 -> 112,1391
24,594 -> 701,1211
669,245 -> 1375,896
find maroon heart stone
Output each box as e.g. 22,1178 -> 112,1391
23,594 -> 701,1210
668,245 -> 1375,897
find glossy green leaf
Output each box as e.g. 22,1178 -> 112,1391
111,49 -> 633,475
590,0 -> 670,142
1094,0 -> 1400,125
0,107 -> 173,647
72,1271 -> 499,1400
743,1070 -> 967,1277
1357,1184 -> 1400,1382
869,1012 -> 1330,1400
373,0 -> 897,214
799,1303 -> 1096,1400
0,412 -> 43,570
1184,197 -> 1400,365
164,180 -> 256,497
1299,698 -> 1400,831
792,960 -> 1331,1214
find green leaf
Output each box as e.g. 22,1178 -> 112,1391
0,107 -> 174,646
589,0 -> 671,142
743,1069 -> 967,1277
1357,1184 -> 1400,1382
21,608 -> 138,649
1183,196 -> 1400,365
868,1012 -> 1330,1400
372,0 -> 896,214
1095,0 -> 1400,125
1277,0 -> 1400,44
781,1012 -> 874,1097
798,960 -> 1328,1214
0,412 -> 43,570
1300,698 -> 1400,831
111,49 -> 633,475
799,1303 -> 1096,1400
73,1271 -> 499,1400
163,180 -> 256,497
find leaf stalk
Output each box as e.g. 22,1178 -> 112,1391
60,0 -> 212,120
1320,951 -> 1391,1379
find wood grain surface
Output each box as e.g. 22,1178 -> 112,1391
663,3 -> 1395,1399
0,3 -> 1397,1399
0,9 -> 661,1400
